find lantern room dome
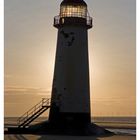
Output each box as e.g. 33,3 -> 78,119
61,0 -> 87,6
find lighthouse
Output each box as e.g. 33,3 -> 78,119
49,0 -> 92,130
7,0 -> 112,136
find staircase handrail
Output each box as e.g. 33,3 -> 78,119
17,98 -> 51,126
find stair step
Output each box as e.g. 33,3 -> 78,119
17,98 -> 51,128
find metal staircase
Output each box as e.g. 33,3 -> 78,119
17,98 -> 51,128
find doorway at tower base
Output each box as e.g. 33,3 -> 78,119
28,121 -> 114,136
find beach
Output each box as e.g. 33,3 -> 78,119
4,135 -> 136,140
4,117 -> 136,140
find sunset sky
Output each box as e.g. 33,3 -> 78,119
4,0 -> 136,117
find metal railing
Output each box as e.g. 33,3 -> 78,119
54,15 -> 60,25
86,16 -> 92,26
54,15 -> 92,27
17,98 -> 51,126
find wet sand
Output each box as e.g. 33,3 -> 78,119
4,135 -> 136,140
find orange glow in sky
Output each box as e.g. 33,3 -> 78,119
4,0 -> 136,117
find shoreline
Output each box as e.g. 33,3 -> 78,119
4,124 -> 136,136
4,117 -> 136,137
4,122 -> 136,130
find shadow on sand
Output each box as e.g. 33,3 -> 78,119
8,135 -> 28,140
6,134 -> 114,140
38,135 -> 99,140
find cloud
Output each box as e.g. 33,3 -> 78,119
91,97 -> 136,102
4,86 -> 51,96
4,74 -> 13,79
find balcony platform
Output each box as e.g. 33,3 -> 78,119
54,16 -> 92,29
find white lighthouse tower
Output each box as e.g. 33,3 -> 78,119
49,0 -> 92,130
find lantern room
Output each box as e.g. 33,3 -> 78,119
54,0 -> 92,29
60,0 -> 87,18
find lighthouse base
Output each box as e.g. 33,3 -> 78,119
27,121 -> 113,136
5,121 -> 114,136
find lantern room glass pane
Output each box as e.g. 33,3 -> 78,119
60,5 -> 87,18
